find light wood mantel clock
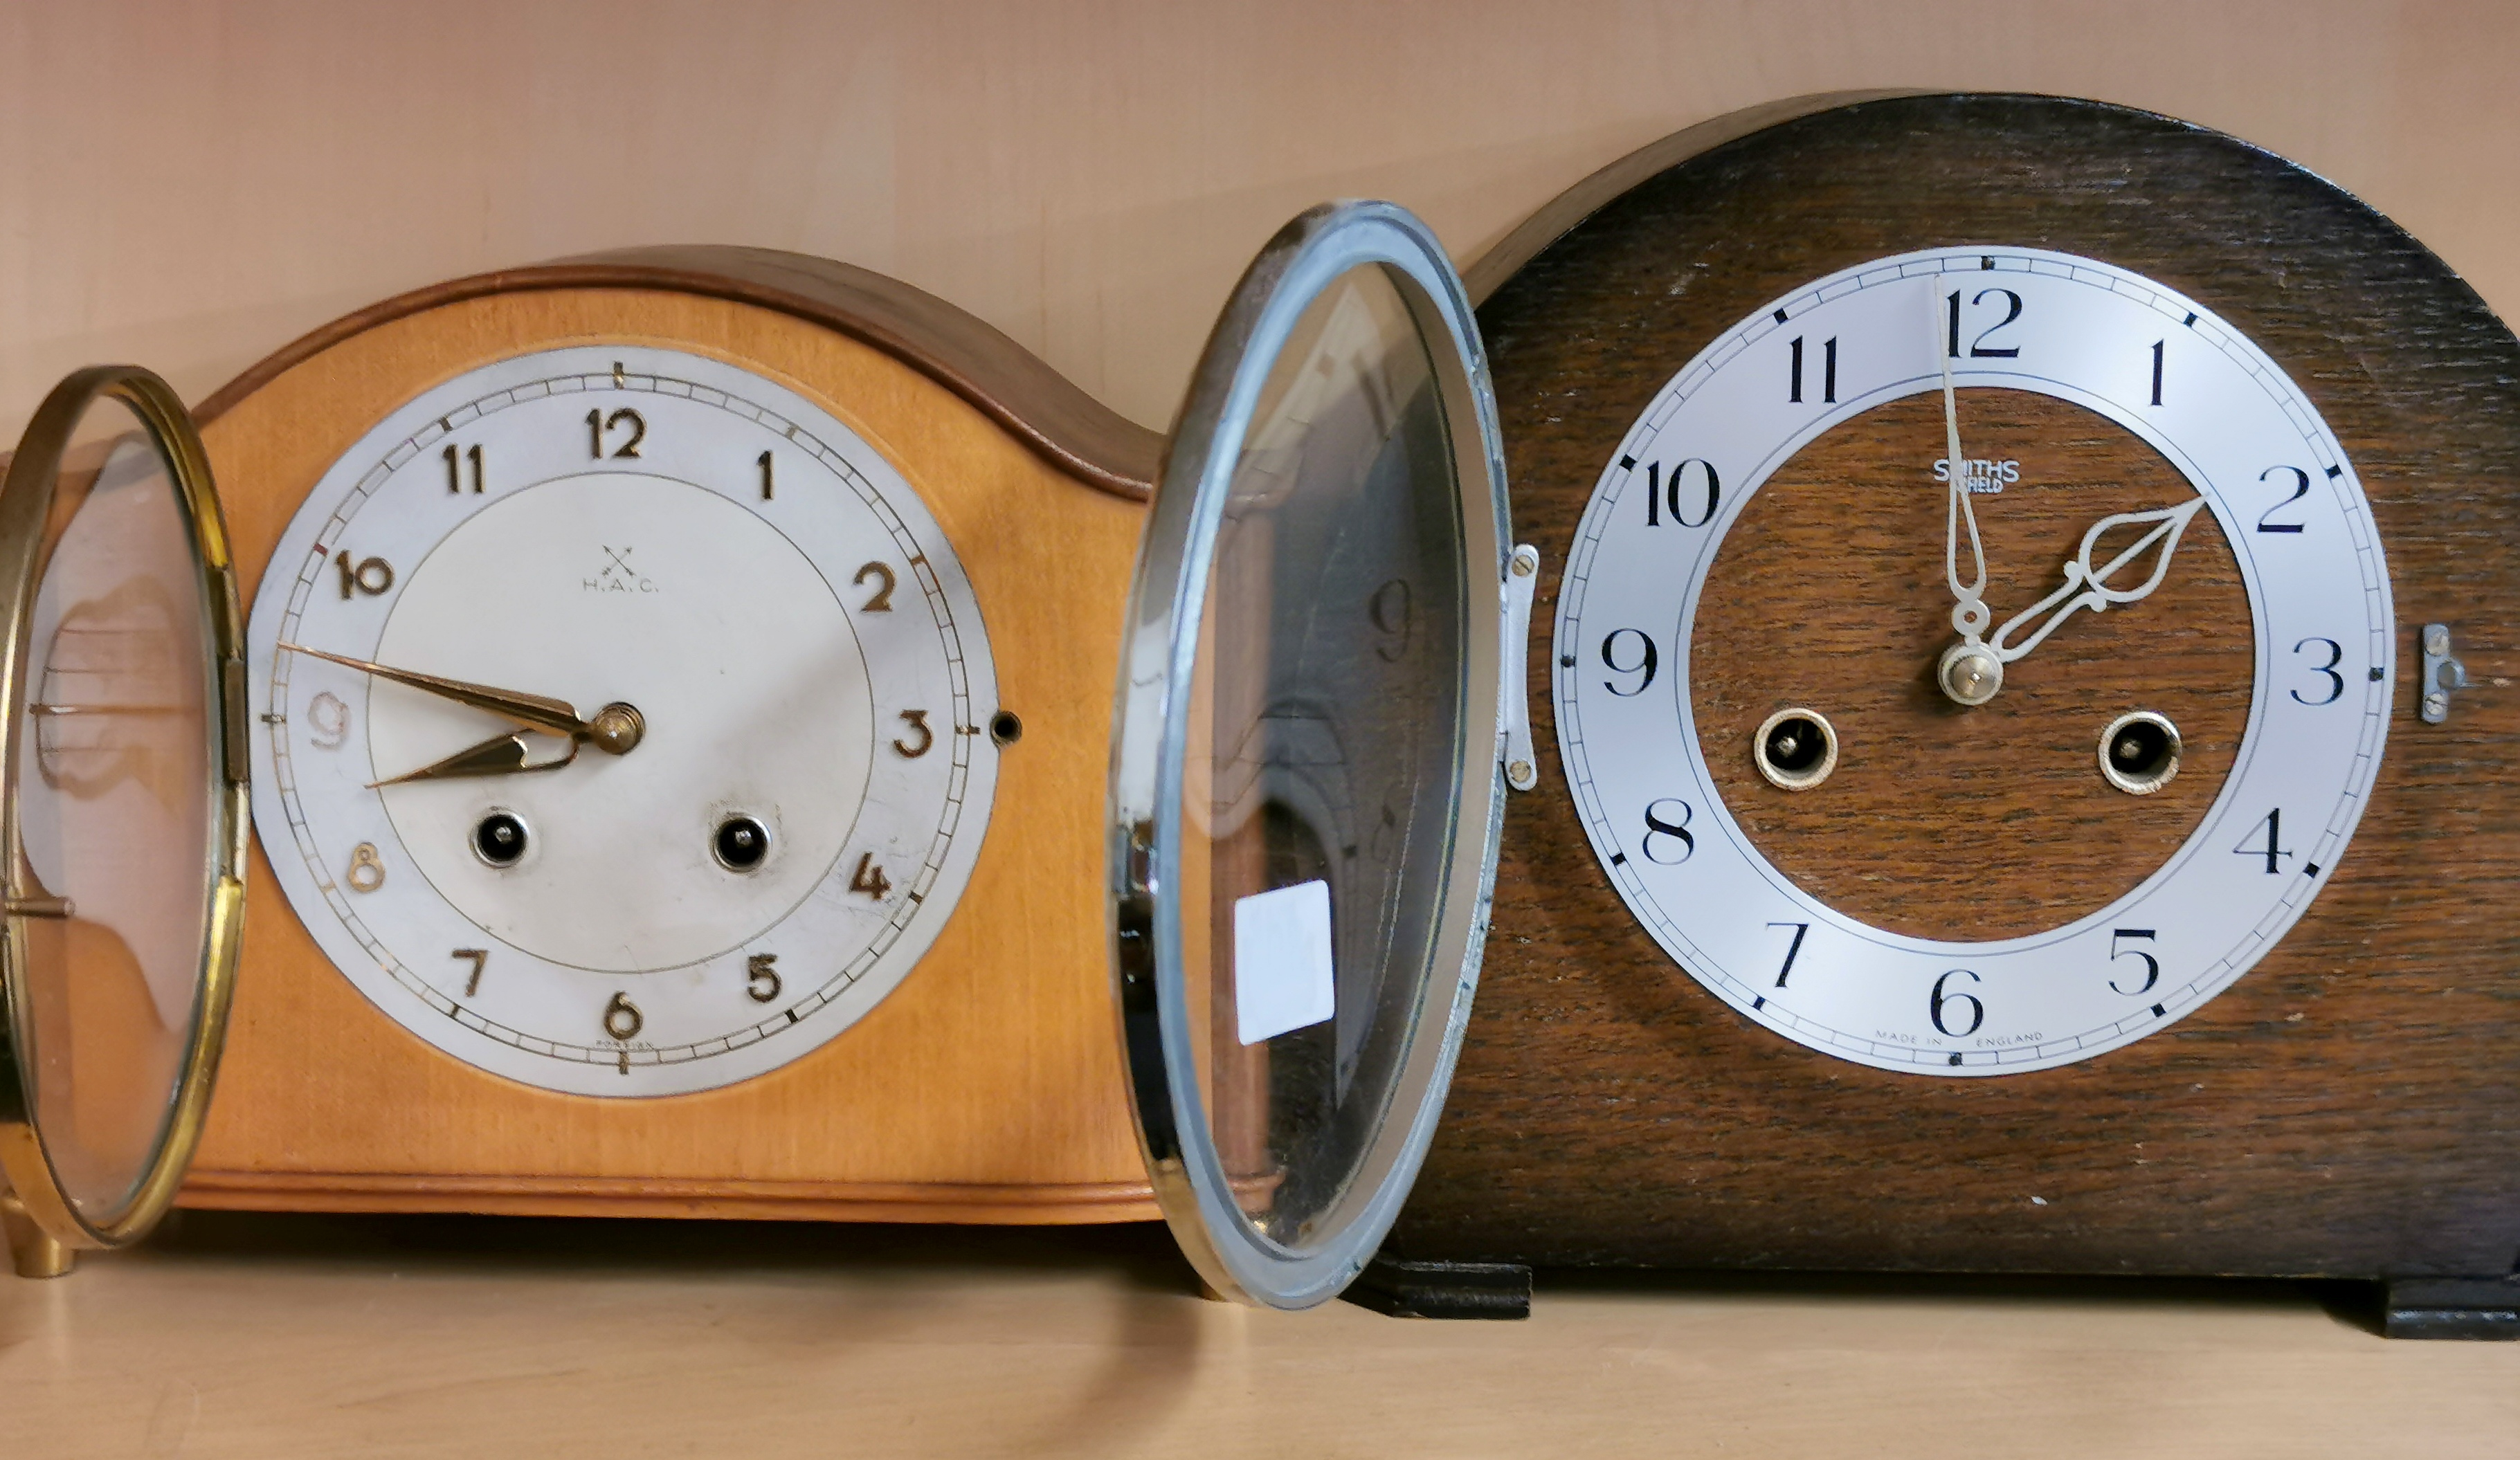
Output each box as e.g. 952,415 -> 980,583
6,203 -> 1522,1316
179,247 -> 1168,1224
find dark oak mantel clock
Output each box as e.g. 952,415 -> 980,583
3,202 -> 1519,1313
1389,93 -> 2520,1338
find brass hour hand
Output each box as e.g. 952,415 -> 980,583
280,644 -> 645,756
368,731 -> 577,787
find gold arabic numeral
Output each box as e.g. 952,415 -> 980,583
346,842 -> 386,893
746,953 -> 781,1003
334,551 -> 394,599
849,852 -> 893,901
604,991 -> 644,1042
452,948 -> 489,998
442,443 -> 484,494
588,408 -> 646,459
893,709 -> 933,758
758,450 -> 774,500
853,560 -> 896,612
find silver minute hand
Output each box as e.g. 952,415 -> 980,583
1986,498 -> 2208,666
1937,283 -> 1991,643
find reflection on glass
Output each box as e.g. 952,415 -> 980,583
1181,262 -> 1465,1250
11,395 -> 216,1222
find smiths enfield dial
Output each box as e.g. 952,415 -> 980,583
1556,248 -> 2390,1075
246,345 -> 997,1096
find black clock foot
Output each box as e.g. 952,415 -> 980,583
1345,1254 -> 1531,1320
2382,1276 -> 2520,1339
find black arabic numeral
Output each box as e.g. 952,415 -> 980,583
1599,628 -> 1658,696
1788,336 -> 1838,404
2108,929 -> 2160,996
1644,458 -> 1720,529
1768,921 -> 1810,988
2150,339 -> 2165,406
2292,638 -> 2346,706
1641,799 -> 1696,864
1930,969 -> 1986,1037
2256,466 -> 2310,533
2235,808 -> 2293,875
1947,287 -> 2023,358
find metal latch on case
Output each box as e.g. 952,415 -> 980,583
2421,623 -> 2468,724
1501,545 -> 1541,791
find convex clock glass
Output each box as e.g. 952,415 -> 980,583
1,366 -> 246,1275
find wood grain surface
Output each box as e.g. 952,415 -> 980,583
183,277 -> 1159,1222
1695,390 -> 2251,940
1396,94 -> 2520,1279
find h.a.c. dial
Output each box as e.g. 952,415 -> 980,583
246,345 -> 997,1096
1554,248 -> 2391,1075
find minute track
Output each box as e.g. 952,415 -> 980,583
1553,247 -> 2392,1076
246,345 -> 1000,1097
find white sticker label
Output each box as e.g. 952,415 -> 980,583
1232,879 -> 1335,1046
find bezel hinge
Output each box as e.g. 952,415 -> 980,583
1501,544 -> 1539,792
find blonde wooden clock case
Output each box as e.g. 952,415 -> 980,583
179,248 -> 1165,1223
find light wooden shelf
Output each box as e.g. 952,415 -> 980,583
3,1213 -> 2512,1458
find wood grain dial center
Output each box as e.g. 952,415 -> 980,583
1692,388 -> 2252,941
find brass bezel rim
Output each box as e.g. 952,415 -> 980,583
0,365 -> 248,1252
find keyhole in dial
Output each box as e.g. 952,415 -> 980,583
714,814 -> 771,872
473,810 -> 529,868
2098,711 -> 2182,796
1754,707 -> 1840,792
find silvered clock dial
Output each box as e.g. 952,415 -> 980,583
246,345 -> 998,1096
1554,247 -> 2391,1075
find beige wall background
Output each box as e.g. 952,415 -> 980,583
3,1 -> 2515,443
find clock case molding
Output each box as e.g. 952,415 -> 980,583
181,246 -> 1165,1222
1395,93 -> 2520,1295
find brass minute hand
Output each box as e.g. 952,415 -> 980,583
282,644 -> 586,736
280,644 -> 646,768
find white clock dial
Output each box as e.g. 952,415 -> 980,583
246,345 -> 997,1096
1554,248 -> 2393,1075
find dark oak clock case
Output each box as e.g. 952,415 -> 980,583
1393,95 -> 2520,1308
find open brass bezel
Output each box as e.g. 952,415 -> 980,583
0,366 -> 248,1262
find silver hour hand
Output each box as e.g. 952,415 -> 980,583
1987,498 -> 2209,665
370,730 -> 580,787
